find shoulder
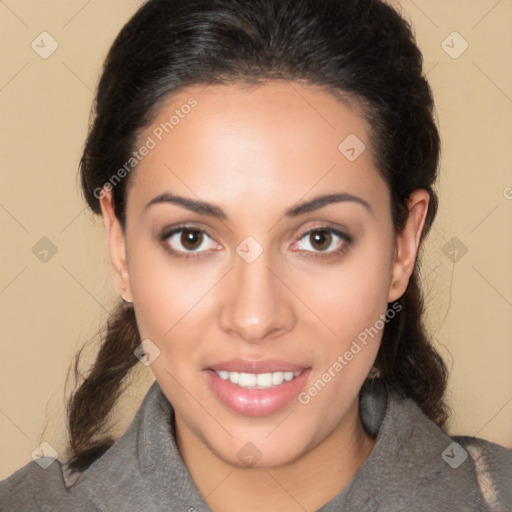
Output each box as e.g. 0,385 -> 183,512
454,434 -> 512,511
0,381 -> 170,511
357,380 -> 511,511
391,388 -> 511,511
0,459 -> 91,511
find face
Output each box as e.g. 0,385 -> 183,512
101,81 -> 428,468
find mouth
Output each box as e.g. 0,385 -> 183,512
203,359 -> 311,416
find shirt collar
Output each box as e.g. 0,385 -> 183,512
64,378 -> 484,511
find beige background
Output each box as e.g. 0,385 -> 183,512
1,0 -> 511,479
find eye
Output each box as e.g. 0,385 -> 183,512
161,226 -> 220,258
290,227 -> 352,256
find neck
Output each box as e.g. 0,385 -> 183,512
175,399 -> 376,512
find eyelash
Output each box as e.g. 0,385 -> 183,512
160,224 -> 353,261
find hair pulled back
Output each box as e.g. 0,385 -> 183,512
68,0 -> 448,472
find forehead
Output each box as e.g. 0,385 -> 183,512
128,81 -> 385,212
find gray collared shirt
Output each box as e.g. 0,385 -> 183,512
1,379 -> 510,511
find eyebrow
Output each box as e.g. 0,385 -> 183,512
145,192 -> 372,219
145,193 -> 227,219
285,193 -> 372,216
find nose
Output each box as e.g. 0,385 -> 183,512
218,249 -> 296,344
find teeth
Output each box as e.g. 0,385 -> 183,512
238,373 -> 257,387
215,370 -> 301,389
256,373 -> 273,387
283,371 -> 294,382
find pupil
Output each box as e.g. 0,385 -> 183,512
181,230 -> 202,250
311,231 -> 331,251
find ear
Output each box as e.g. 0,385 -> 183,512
99,188 -> 132,302
387,189 -> 430,303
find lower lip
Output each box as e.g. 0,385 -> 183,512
204,369 -> 311,416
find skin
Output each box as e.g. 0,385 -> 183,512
99,81 -> 429,512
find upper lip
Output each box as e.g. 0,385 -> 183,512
207,359 -> 308,373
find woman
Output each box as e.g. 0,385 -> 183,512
1,0 -> 510,510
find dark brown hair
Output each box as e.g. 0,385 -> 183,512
67,0 -> 448,473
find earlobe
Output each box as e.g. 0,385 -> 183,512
387,189 -> 430,303
98,189 -> 132,302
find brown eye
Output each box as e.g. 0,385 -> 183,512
180,229 -> 203,250
309,230 -> 332,251
290,227 -> 352,257
162,226 -> 219,257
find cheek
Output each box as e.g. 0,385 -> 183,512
295,253 -> 393,424
128,254 -> 211,397
126,237 -> 209,342
301,236 -> 395,344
